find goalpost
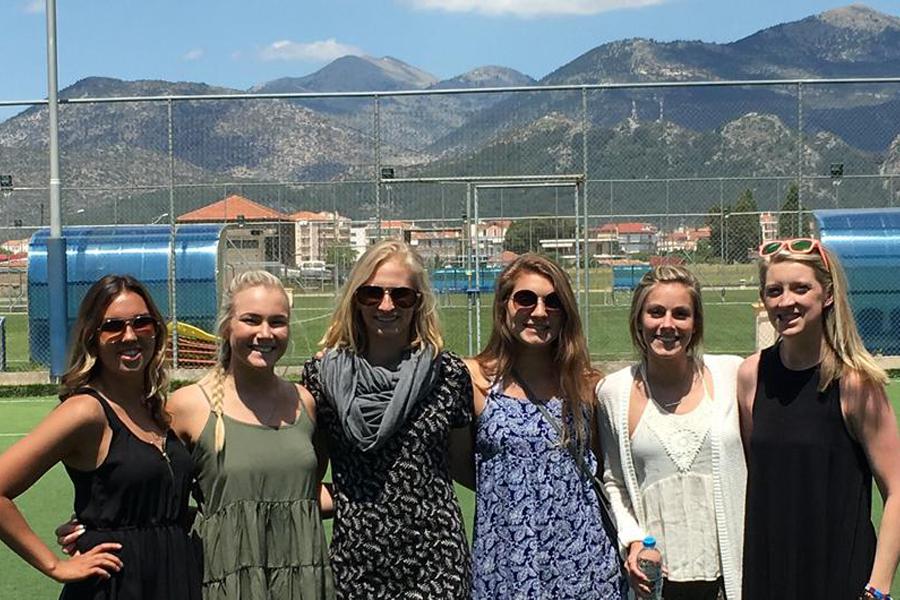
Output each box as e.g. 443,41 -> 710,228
380,174 -> 588,354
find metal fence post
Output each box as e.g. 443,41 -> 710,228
473,186 -> 481,351
797,82 -> 804,235
45,0 -> 68,381
0,316 -> 6,372
374,95 -> 382,241
581,88 -> 591,345
167,98 -> 179,368
465,183 -> 473,357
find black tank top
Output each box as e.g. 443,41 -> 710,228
742,345 -> 876,600
60,388 -> 200,600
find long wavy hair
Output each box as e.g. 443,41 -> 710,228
629,264 -> 705,364
475,253 -> 596,447
205,269 -> 290,453
758,243 -> 887,390
319,239 -> 443,356
60,274 -> 169,429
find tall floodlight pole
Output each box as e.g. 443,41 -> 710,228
46,0 -> 68,380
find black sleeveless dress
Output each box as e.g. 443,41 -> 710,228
743,345 -> 876,600
59,389 -> 200,600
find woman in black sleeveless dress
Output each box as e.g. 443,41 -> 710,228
0,275 -> 200,599
737,240 -> 900,600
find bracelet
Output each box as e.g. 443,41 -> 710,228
861,584 -> 892,600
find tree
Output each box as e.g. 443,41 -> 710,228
725,188 -> 761,263
325,244 -> 358,279
503,217 -> 576,255
705,204 -> 729,262
778,183 -> 811,238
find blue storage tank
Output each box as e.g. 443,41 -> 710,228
28,224 -> 224,366
814,208 -> 900,356
613,263 -> 651,290
431,265 -> 503,293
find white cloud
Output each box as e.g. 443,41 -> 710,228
22,0 -> 44,14
403,0 -> 666,17
259,38 -> 363,62
230,50 -> 243,61
182,49 -> 204,61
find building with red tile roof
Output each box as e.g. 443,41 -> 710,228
178,194 -> 291,222
593,222 -> 658,255
177,194 -> 295,268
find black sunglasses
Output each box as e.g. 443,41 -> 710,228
355,285 -> 421,309
97,314 -> 158,336
511,289 -> 564,312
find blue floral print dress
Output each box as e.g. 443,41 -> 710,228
472,386 -> 626,600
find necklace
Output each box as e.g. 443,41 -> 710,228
640,361 -> 703,409
90,385 -> 172,472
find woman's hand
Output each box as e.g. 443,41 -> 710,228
625,540 -> 653,598
46,542 -> 123,583
54,515 -> 84,556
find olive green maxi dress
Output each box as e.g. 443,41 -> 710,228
191,409 -> 334,600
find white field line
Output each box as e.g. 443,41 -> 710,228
0,433 -> 26,437
0,398 -> 56,404
292,312 -> 332,325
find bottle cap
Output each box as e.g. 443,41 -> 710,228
642,536 -> 656,548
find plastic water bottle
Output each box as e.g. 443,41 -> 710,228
636,535 -> 663,599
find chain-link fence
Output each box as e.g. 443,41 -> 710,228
0,78 -> 898,372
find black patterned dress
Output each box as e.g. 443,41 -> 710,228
303,351 -> 473,600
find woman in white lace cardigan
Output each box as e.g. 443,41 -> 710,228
596,265 -> 746,600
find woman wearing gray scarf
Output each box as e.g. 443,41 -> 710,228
302,240 -> 473,600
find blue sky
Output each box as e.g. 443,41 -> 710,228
2,0 -> 899,103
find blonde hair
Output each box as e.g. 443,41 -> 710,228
758,243 -> 887,390
475,254 -> 597,448
319,239 -> 443,355
628,264 -> 705,363
206,270 -> 290,452
60,274 -> 170,429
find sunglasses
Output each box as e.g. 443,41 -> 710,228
758,238 -> 830,271
97,314 -> 158,336
510,289 -> 564,312
355,285 -> 421,309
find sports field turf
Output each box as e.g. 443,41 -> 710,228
0,386 -> 897,598
1,287 -> 761,370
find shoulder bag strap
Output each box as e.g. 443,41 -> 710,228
510,370 -> 615,517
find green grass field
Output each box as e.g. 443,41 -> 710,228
1,287 -> 761,370
0,263 -> 762,369
0,386 -> 897,598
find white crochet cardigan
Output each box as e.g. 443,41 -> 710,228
595,354 -> 747,600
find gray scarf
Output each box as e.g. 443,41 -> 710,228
319,347 -> 442,452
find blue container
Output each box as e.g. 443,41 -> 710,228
431,265 -> 504,294
28,224 -> 224,366
613,263 -> 651,290
814,208 -> 900,355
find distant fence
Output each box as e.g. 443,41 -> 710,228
0,77 -> 898,373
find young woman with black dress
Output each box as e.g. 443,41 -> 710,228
738,239 -> 900,600
0,274 -> 200,599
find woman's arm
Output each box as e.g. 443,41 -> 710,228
0,396 -> 124,582
842,372 -> 900,594
736,353 -> 760,457
166,383 -> 211,448
595,379 -> 644,546
448,358 -> 487,491
595,378 -> 651,596
302,382 -> 335,520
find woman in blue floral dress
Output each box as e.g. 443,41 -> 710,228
464,254 -> 626,600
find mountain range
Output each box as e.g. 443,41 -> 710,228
0,3 -> 898,225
